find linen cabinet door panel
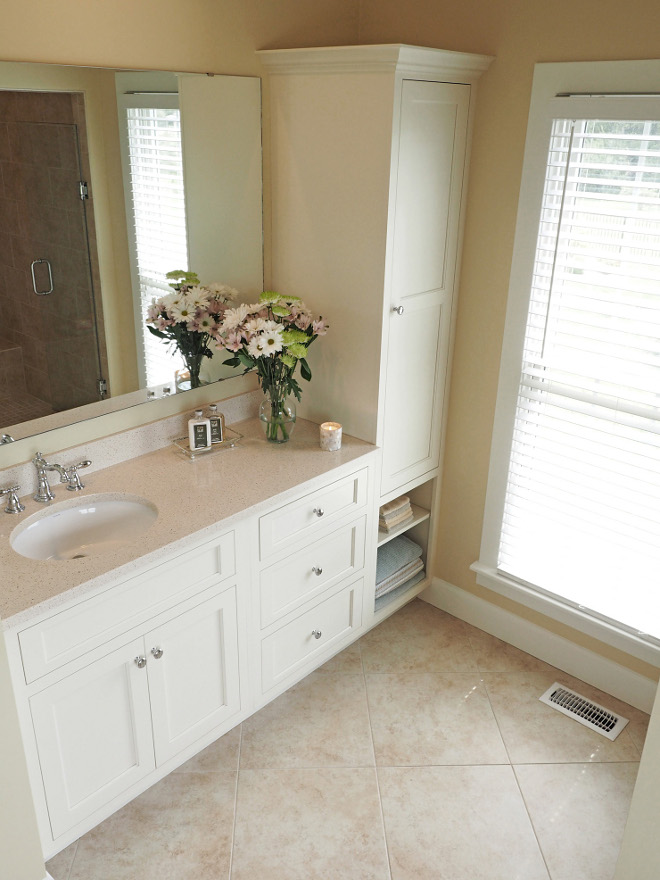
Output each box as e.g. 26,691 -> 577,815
146,587 -> 241,766
29,637 -> 155,840
381,295 -> 450,496
390,80 -> 470,300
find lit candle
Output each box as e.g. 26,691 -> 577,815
320,421 -> 342,451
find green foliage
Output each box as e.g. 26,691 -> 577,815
166,269 -> 200,287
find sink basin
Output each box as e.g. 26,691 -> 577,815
11,494 -> 158,561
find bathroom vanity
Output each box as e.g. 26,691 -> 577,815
1,418 -> 382,858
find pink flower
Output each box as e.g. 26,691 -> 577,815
295,312 -> 312,330
312,318 -> 328,336
155,316 -> 172,331
222,331 -> 243,352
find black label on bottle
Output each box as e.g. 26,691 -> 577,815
193,423 -> 209,448
209,417 -> 224,443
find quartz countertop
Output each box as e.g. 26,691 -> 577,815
0,418 -> 378,630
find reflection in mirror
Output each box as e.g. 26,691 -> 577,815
0,62 -> 263,445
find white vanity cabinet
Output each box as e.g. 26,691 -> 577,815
4,447 -> 377,859
8,529 -> 245,855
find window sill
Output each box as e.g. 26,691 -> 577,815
470,561 -> 660,667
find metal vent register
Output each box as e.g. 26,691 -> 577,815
539,683 -> 629,741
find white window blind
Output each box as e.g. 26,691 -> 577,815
125,106 -> 188,386
499,117 -> 660,634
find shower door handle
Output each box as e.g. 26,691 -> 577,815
31,259 -> 54,296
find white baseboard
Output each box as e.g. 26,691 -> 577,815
422,578 -> 658,714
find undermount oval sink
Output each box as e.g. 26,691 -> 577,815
10,494 -> 158,561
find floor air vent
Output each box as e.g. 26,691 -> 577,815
539,683 -> 629,741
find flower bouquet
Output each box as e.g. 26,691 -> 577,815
146,270 -> 238,388
215,291 -> 328,443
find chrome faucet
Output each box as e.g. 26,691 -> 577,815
0,485 -> 25,514
33,452 -> 92,502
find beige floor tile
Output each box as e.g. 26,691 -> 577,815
379,765 -> 550,880
68,769 -> 237,880
360,599 -> 478,673
240,672 -> 375,768
46,841 -> 77,880
231,767 -> 390,880
483,669 -> 642,763
468,627 -> 562,675
515,762 -> 639,880
316,640 -> 363,674
366,672 -> 509,766
173,724 -> 241,773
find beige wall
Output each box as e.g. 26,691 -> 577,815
359,0 -> 660,682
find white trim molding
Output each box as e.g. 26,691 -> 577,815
422,577 -> 658,713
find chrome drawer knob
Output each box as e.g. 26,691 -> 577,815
392,305 -> 404,315
312,566 -> 323,576
151,646 -> 164,659
134,656 -> 147,669
311,630 -> 322,640
312,507 -> 324,517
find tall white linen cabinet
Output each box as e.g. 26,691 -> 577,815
260,45 -> 492,614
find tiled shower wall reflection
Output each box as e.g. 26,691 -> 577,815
0,89 -> 108,432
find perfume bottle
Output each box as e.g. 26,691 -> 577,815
188,409 -> 211,450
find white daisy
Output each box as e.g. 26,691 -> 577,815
257,326 -> 284,357
222,303 -> 252,332
185,285 -> 211,308
247,335 -> 266,358
169,300 -> 196,322
206,282 -> 239,303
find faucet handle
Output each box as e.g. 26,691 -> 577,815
65,460 -> 92,492
0,485 -> 25,514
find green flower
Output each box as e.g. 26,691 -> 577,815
271,304 -> 290,317
259,291 -> 283,305
287,343 -> 308,359
281,354 -> 297,369
281,328 -> 309,345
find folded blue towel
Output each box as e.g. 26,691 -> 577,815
376,535 -> 423,583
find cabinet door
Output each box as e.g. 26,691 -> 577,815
382,81 -> 470,496
146,586 -> 241,766
29,637 -> 155,840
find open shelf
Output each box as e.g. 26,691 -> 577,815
374,574 -> 431,619
377,503 -> 430,547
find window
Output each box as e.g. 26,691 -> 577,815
118,94 -> 189,388
474,61 -> 660,661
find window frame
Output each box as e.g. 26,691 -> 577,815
473,60 -> 660,665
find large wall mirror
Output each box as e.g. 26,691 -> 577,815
0,61 -> 263,445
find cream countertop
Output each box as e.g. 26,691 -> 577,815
0,418 -> 377,630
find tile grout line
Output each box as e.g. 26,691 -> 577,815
475,652 -> 554,879
361,640 -> 394,880
227,723 -> 243,879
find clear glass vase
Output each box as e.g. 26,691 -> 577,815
259,392 -> 297,443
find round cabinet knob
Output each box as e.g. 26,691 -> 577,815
311,566 -> 323,576
312,507 -> 324,517
392,305 -> 405,315
151,647 -> 164,659
311,629 -> 322,640
134,656 -> 147,669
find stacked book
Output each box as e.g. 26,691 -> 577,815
375,534 -> 425,600
378,495 -> 414,533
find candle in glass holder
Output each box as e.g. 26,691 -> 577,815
320,421 -> 342,451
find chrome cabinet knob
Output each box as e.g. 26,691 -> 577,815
311,629 -> 322,640
392,305 -> 405,315
312,507 -> 324,517
311,566 -> 323,576
134,656 -> 147,669
151,647 -> 164,659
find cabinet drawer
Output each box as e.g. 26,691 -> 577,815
19,531 -> 235,684
259,468 -> 368,560
260,577 -> 363,693
259,517 -> 366,628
